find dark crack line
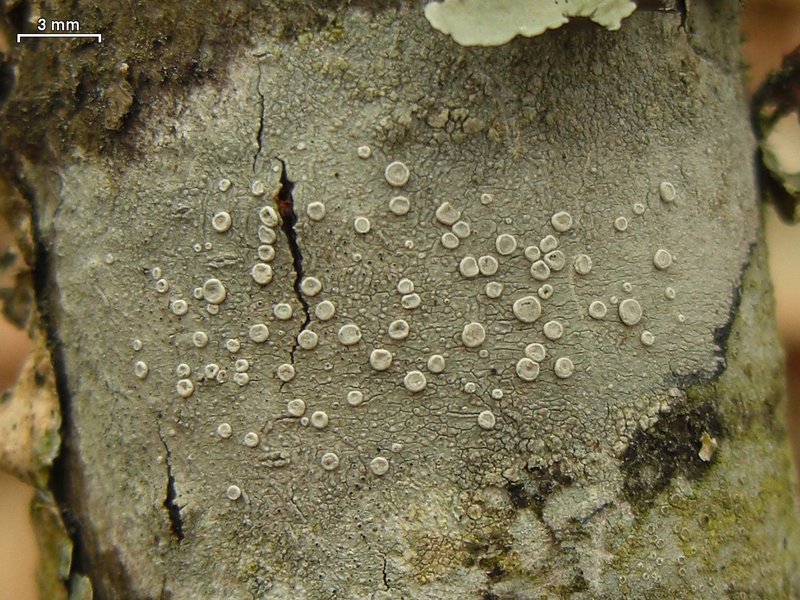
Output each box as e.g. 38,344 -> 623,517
274,159 -> 311,367
361,530 -> 390,591
14,167 -> 88,594
156,424 -> 184,542
382,554 -> 390,590
13,162 -> 148,594
575,501 -> 611,526
677,0 -> 688,29
253,65 -> 266,173
668,239 -> 756,390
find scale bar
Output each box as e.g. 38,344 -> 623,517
17,33 -> 102,42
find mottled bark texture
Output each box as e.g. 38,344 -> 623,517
1,0 -> 799,598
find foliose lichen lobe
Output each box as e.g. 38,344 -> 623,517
423,0 -> 637,46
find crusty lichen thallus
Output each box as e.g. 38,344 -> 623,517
136,158 -> 687,504
423,0 -> 637,46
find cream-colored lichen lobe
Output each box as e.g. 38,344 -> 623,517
423,0 -> 636,46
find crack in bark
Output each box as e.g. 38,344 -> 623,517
360,528 -> 390,592
381,554 -> 390,590
677,0 -> 688,29
253,65 -> 266,173
575,501 -> 611,525
156,424 -> 184,542
274,159 -> 311,367
668,239 -> 756,390
10,167 -> 91,594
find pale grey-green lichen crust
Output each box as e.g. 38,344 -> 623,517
39,3 -> 797,599
424,0 -> 637,46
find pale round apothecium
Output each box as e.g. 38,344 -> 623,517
310,411 -> 329,429
461,322 -> 486,348
274,303 -> 293,320
495,233 -> 517,255
441,232 -> 460,249
258,225 -> 276,244
306,201 -> 326,221
287,399 -> 306,417
435,202 -> 461,225
618,298 -> 643,326
513,296 -> 542,323
388,319 -> 410,340
404,370 -> 427,392
315,300 -> 336,321
321,452 -> 340,471
477,410 -> 496,430
525,343 -> 546,362
397,278 -> 415,294
211,211 -> 232,233
385,161 -> 410,187
300,276 -> 323,296
248,323 -> 269,343
370,349 -> 393,371
251,263 -> 273,285
389,196 -> 410,215
258,245 -> 275,262
427,354 -> 446,373
202,278 -> 226,304
516,358 -> 540,381
354,216 -> 371,234
459,256 -> 480,278
192,331 -> 208,348
297,330 -> 319,350
338,324 -> 362,345
346,390 -> 364,406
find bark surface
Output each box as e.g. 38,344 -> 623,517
1,1 -> 799,598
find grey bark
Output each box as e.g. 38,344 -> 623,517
1,1 -> 799,598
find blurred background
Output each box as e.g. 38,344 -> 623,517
1,2 -> 800,597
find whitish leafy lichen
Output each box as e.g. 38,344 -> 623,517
424,0 -> 637,46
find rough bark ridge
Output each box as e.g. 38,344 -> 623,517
1,0 -> 799,598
